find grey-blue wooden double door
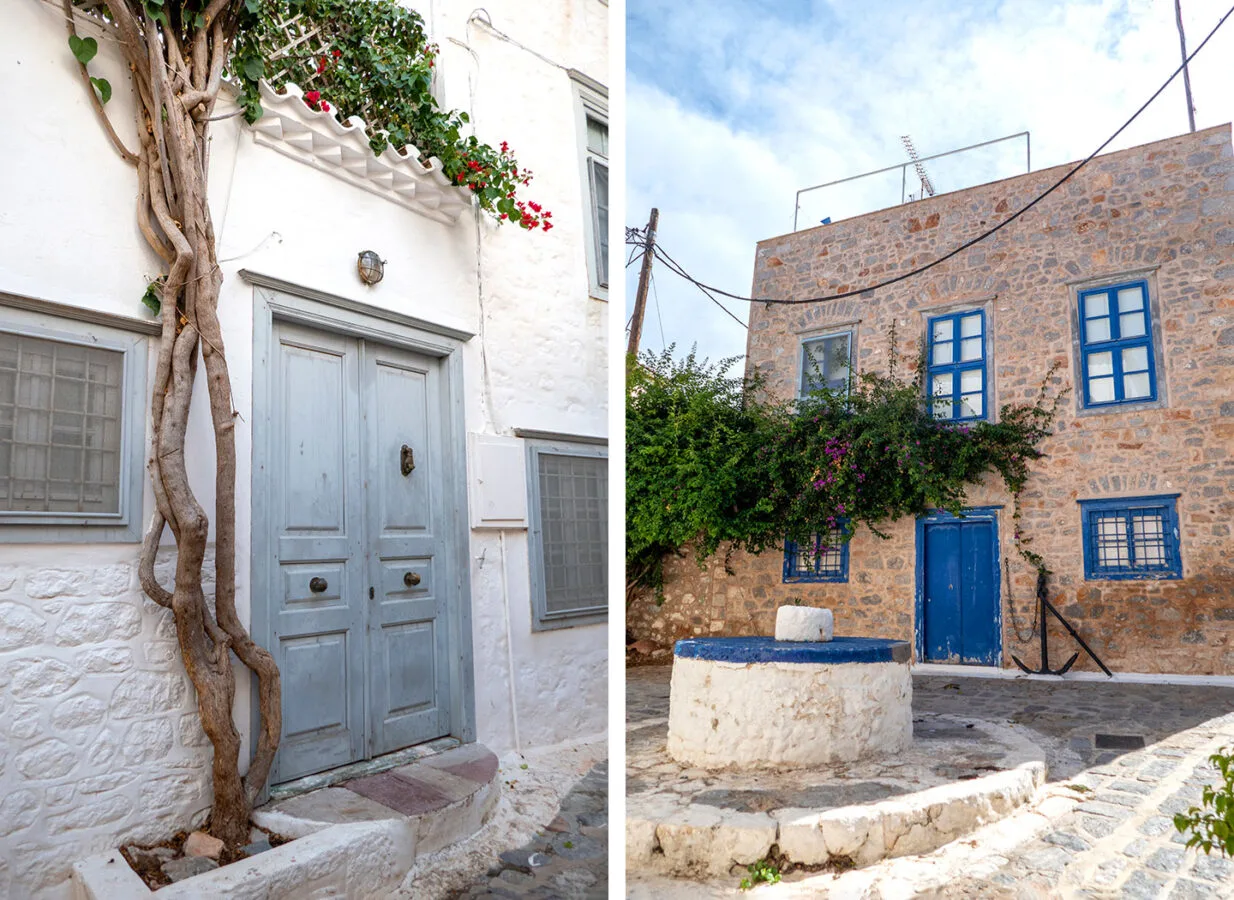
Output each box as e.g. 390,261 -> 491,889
265,322 -> 452,783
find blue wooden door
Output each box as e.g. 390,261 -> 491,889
363,343 -> 451,755
921,514 -> 1000,665
266,323 -> 452,783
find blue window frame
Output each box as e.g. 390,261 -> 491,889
783,522 -> 850,582
1079,495 -> 1181,580
1078,280 -> 1157,408
927,310 -> 986,421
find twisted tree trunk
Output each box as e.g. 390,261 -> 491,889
65,0 -> 281,849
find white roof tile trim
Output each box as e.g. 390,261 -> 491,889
251,81 -> 472,225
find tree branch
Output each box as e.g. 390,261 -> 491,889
62,0 -> 139,166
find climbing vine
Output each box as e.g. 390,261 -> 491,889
626,336 -> 1066,600
231,0 -> 551,228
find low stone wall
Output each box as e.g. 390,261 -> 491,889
0,548 -> 214,900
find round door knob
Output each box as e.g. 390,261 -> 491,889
403,571 -> 421,587
309,577 -> 328,593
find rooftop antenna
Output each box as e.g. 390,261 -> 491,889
900,134 -> 936,203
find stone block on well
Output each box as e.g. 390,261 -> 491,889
775,606 -> 834,642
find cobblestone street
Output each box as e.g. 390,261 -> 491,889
627,667 -> 1234,898
450,760 -> 608,899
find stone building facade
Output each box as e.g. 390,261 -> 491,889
629,124 -> 1234,677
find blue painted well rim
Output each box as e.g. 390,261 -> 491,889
674,636 -> 911,665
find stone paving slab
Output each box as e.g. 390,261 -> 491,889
627,666 -> 1234,897
449,759 -> 608,899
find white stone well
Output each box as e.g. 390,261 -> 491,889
666,636 -> 913,769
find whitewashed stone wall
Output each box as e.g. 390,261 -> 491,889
0,549 -> 212,900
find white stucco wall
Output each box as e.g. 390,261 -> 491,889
0,1 -> 607,896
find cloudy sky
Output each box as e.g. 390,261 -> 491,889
624,0 -> 1234,368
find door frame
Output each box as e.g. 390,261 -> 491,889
913,505 -> 1003,666
245,271 -> 477,786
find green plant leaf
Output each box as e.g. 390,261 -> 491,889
68,35 -> 98,65
90,77 -> 112,105
242,57 -> 264,81
141,284 -> 162,316
245,0 -> 262,11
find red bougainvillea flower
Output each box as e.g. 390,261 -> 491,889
320,101 -> 331,112
317,56 -> 328,74
528,201 -> 542,213
542,221 -> 553,231
304,90 -> 321,105
500,141 -> 509,153
332,48 -> 342,58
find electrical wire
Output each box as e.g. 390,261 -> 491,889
650,270 -> 667,349
626,1 -> 1234,307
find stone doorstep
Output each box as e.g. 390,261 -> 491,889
267,734 -> 462,802
72,743 -> 501,900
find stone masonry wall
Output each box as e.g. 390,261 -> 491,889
629,125 -> 1234,676
0,547 -> 213,900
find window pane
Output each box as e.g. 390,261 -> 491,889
960,394 -> 983,417
1084,293 -> 1109,318
931,342 -> 953,365
1085,318 -> 1111,343
825,334 -> 850,390
1124,372 -> 1152,399
1131,513 -> 1166,566
1122,346 -> 1149,373
960,369 -> 982,393
1095,514 -> 1129,567
0,332 -> 123,514
589,159 -> 608,288
586,116 -> 607,157
932,397 -> 954,418
931,319 -> 953,342
1119,312 -> 1145,338
960,337 -> 982,361
1087,351 -> 1114,378
1089,377 -> 1115,403
960,314 -> 982,338
537,453 -> 607,616
1117,286 -> 1144,312
932,373 -> 953,396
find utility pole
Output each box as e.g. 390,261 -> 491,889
1175,0 -> 1197,132
627,208 -> 659,357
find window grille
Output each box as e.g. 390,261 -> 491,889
1079,495 -> 1181,579
783,523 -> 851,582
528,441 -> 608,629
0,332 -> 123,515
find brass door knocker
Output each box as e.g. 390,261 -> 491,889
400,444 -> 415,476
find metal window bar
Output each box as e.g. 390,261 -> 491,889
1091,508 -> 1170,573
793,131 -> 1031,232
787,525 -> 847,578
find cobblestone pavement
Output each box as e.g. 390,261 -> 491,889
626,667 -> 1234,898
449,760 -> 607,899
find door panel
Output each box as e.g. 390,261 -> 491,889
922,516 -> 1000,666
959,522 -> 999,665
269,324 -> 366,782
923,523 -> 961,663
364,345 -> 450,755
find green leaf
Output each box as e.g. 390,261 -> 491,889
68,35 -> 98,65
245,0 -> 262,11
242,57 -> 264,81
141,285 -> 162,316
90,77 -> 112,105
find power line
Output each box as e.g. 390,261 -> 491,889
650,269 -> 667,350
625,2 -> 1234,307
